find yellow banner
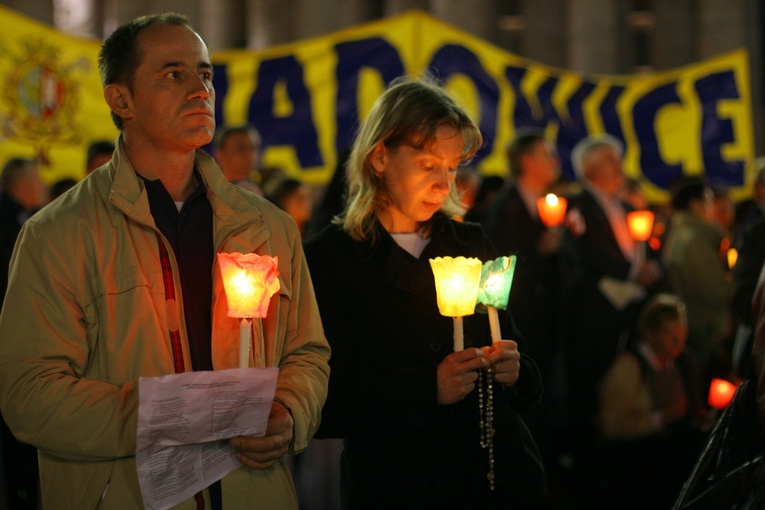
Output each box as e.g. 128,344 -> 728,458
0,7 -> 754,202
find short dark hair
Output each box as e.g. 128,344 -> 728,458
213,124 -> 261,151
86,140 -> 115,167
638,293 -> 686,337
98,12 -> 192,130
507,129 -> 545,179
670,175 -> 708,211
1,157 -> 35,190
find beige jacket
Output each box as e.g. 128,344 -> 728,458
0,140 -> 330,509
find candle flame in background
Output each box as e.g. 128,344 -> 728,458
477,256 -> 517,310
218,252 -> 281,318
537,193 -> 567,227
430,256 -> 483,317
727,248 -> 738,270
626,210 -> 655,241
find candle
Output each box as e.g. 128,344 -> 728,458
429,256 -> 483,351
727,248 -> 738,270
217,252 -> 281,368
536,193 -> 567,228
626,210 -> 654,242
707,377 -> 737,410
477,256 -> 517,344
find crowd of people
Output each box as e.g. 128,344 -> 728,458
0,10 -> 764,510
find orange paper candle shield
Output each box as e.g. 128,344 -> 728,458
626,210 -> 655,242
218,252 -> 281,318
429,256 -> 483,317
707,377 -> 737,410
536,193 -> 567,227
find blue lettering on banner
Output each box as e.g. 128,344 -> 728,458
248,55 -> 323,169
505,65 -> 596,179
695,70 -> 744,187
599,85 -> 627,153
334,38 -> 405,155
429,45 -> 499,165
633,82 -> 684,190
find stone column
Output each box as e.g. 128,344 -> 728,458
106,0 -> 201,31
384,0 -> 429,16
430,0 -> 498,40
652,0 -> 694,70
522,0 -> 567,68
246,0 -> 298,49
200,0 -> 247,52
568,0 -> 621,73
698,0 -> 746,59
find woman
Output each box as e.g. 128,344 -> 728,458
304,77 -> 546,509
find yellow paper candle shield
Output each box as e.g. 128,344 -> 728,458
218,252 -> 281,318
429,256 -> 482,317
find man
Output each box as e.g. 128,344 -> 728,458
662,176 -> 731,384
0,157 -> 46,305
0,157 -> 46,510
564,135 -> 660,446
482,131 -> 565,470
213,124 -> 264,195
0,13 -> 329,510
85,139 -> 116,175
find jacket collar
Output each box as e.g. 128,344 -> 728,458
108,136 -> 271,253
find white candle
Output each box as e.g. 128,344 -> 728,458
488,306 -> 501,344
239,318 -> 251,368
453,316 -> 464,352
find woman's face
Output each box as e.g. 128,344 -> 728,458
372,125 -> 465,233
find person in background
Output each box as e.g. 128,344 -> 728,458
49,177 -> 78,201
463,174 -> 505,224
733,158 -> 765,240
731,215 -> 765,378
620,177 -> 648,211
662,176 -> 732,388
481,130 -> 566,479
213,123 -> 264,195
266,177 -> 314,237
596,294 -> 706,509
0,156 -> 46,510
85,140 -> 116,175
563,135 -> 661,463
304,77 -> 546,509
0,13 -> 329,509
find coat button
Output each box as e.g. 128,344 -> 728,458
429,338 -> 442,352
464,335 -> 474,348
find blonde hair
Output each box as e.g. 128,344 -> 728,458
337,76 -> 483,242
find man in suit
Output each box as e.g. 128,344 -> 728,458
482,129 -> 566,483
564,135 -> 660,446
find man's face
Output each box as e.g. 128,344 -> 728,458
216,131 -> 261,182
523,140 -> 560,188
122,24 -> 215,151
585,145 -> 624,196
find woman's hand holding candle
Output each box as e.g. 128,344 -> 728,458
436,349 -> 489,405
481,340 -> 521,386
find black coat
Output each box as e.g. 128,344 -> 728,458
482,185 -> 565,378
304,214 -> 546,510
